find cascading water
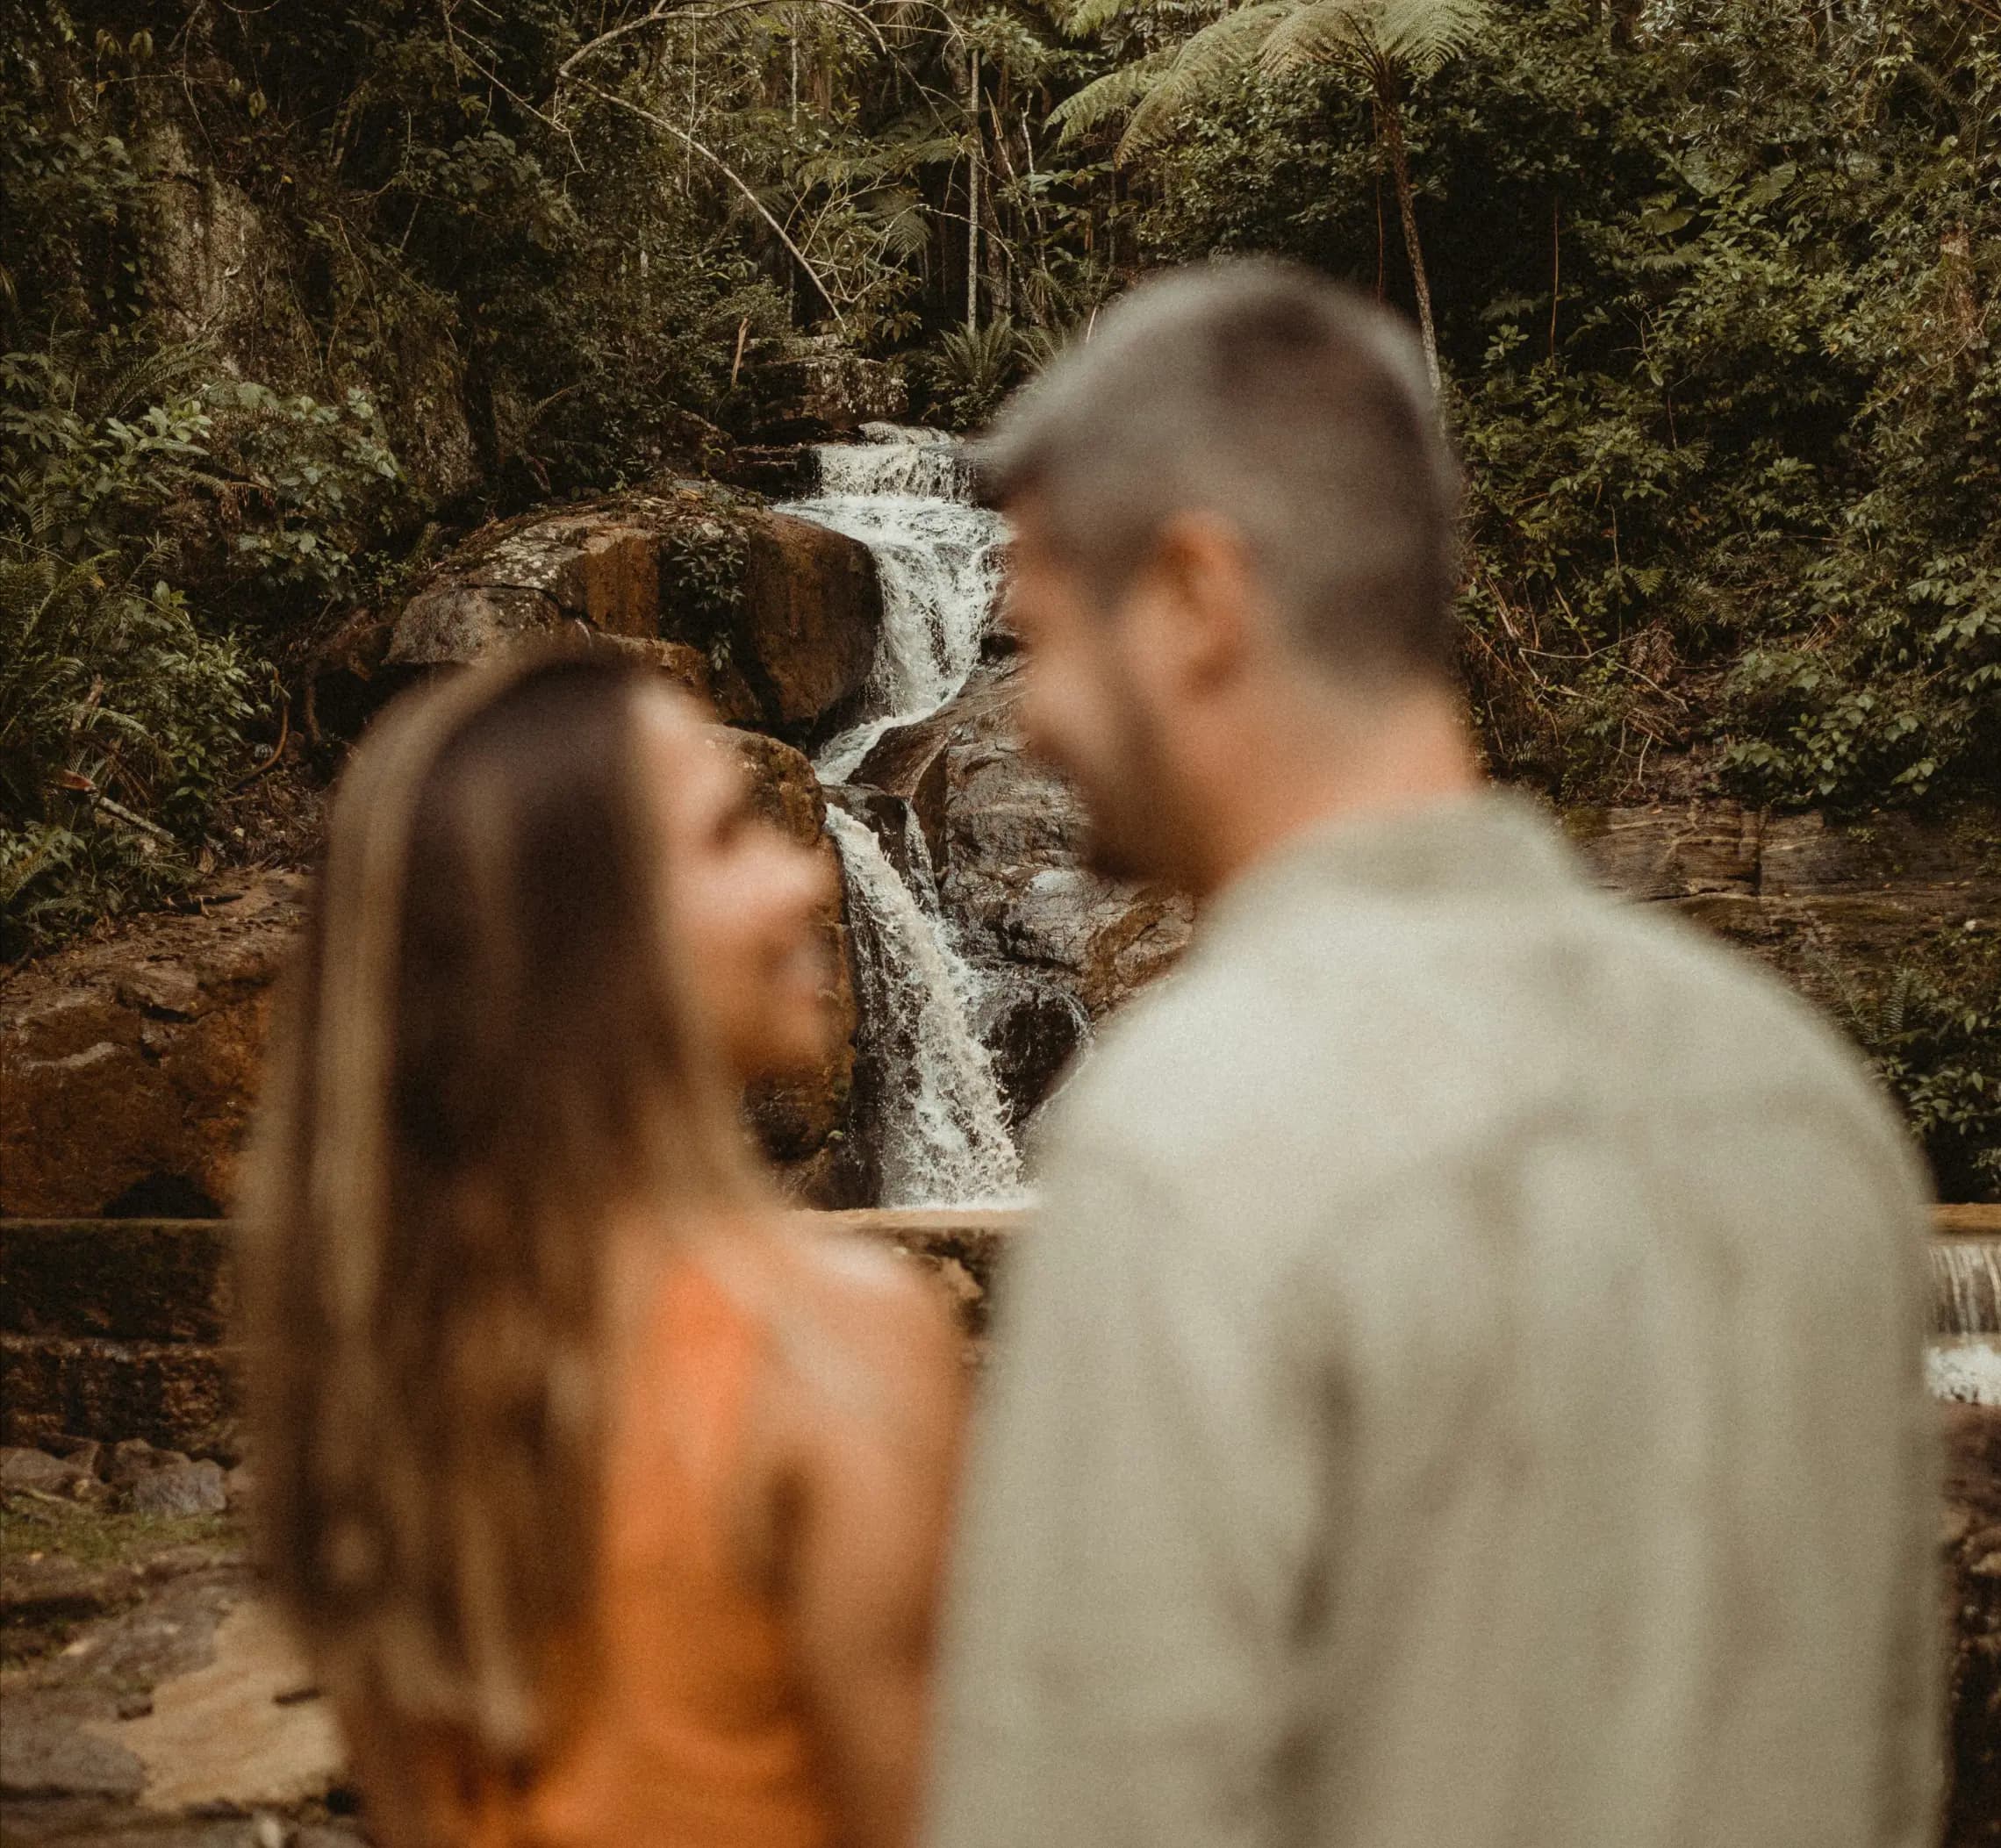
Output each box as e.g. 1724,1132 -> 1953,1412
782,426 -> 1025,1207
788,434 -> 1007,784
1932,1240 -> 2001,1336
826,810 -> 1022,1206
1928,1238 -> 2001,1406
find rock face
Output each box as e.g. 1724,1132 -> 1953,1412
731,734 -> 866,1207
743,337 -> 909,441
1565,800 -> 2001,1200
0,877 -> 309,1220
0,743 -> 866,1231
852,663 -> 1194,1071
375,483 -> 882,743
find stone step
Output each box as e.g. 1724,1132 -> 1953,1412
2,1332 -> 237,1458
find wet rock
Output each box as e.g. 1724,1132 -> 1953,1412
127,1459 -> 228,1518
721,444 -> 820,498
975,976 -> 1089,1133
736,510 -> 881,733
1943,1400 -> 2001,1845
378,485 -> 881,740
729,734 -> 864,1205
827,788 -> 934,894
851,664 -> 1194,1023
1562,802 -> 1762,899
0,877 -> 307,1219
856,725 -> 951,877
744,338 -> 908,441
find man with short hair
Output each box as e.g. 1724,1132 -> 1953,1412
925,262 -> 1940,1848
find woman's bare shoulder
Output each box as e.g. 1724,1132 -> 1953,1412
738,1218 -> 965,1441
768,1218 -> 956,1345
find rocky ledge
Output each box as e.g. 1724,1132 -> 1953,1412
309,478 -> 883,749
1,735 -> 865,1221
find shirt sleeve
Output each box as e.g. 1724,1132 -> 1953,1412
924,1119 -> 1340,1848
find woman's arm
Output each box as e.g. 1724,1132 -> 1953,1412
776,1244 -> 968,1848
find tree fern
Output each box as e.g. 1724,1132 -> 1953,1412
1045,0 -> 1488,384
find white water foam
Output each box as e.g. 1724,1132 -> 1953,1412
788,435 -> 1006,783
1929,1339 -> 2001,1407
826,807 -> 1023,1207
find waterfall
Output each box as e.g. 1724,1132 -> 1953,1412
1932,1240 -> 2001,1336
827,809 -> 1023,1207
782,426 -> 1025,1207
1927,1240 -> 2001,1406
814,422 -> 971,500
787,432 -> 1006,783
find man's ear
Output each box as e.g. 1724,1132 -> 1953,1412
1130,511 -> 1260,693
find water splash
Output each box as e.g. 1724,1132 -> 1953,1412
1932,1240 -> 2001,1336
1929,1339 -> 2001,1406
814,424 -> 970,500
788,432 -> 1006,782
827,807 -> 1023,1207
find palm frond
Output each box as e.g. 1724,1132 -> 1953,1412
1117,3 -> 1291,157
1373,0 -> 1488,75
1057,0 -> 1173,39
1048,47 -> 1178,142
1258,0 -> 1487,79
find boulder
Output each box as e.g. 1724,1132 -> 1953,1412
126,1458 -> 228,1518
731,733 -> 866,1205
0,1445 -> 99,1501
737,510 -> 881,731
974,976 -> 1090,1135
853,664 -> 1195,1025
0,876 -> 308,1219
744,337 -> 909,441
375,485 -> 881,741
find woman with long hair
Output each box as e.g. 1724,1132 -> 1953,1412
240,653 -> 965,1848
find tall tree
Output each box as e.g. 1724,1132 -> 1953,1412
1053,0 -> 1488,386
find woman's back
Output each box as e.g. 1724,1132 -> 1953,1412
370,1221 -> 957,1848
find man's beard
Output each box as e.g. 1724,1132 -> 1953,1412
1069,669 -> 1187,888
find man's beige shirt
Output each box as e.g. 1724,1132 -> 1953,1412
928,792 -> 1940,1848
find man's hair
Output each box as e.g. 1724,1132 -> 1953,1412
978,261 -> 1464,686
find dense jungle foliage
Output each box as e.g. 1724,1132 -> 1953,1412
2,0 -> 1996,1183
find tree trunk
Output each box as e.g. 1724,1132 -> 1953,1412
966,47 -> 981,333
1373,75 -> 1440,391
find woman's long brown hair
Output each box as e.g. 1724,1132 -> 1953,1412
240,654 -> 752,1775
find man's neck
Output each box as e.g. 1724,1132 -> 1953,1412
1190,684 -> 1481,899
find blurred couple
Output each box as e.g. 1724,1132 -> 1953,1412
242,264 -> 1941,1848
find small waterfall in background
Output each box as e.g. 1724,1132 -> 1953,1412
1930,1239 -> 2001,1406
784,426 -> 1024,1207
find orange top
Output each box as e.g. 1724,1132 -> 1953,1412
395,1251 -> 837,1848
